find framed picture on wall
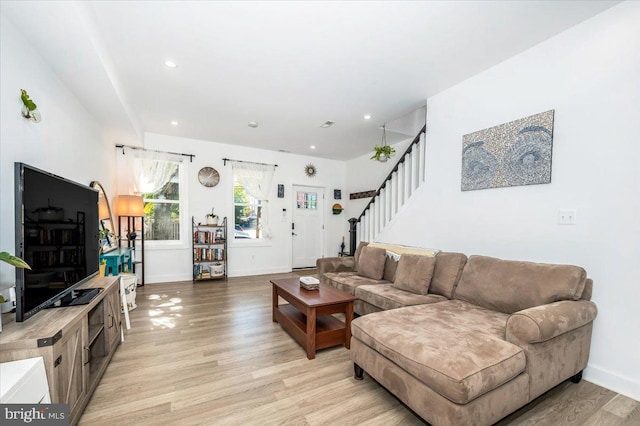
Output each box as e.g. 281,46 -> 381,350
334,189 -> 341,200
277,184 -> 285,198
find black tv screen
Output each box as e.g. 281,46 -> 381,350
14,163 -> 100,322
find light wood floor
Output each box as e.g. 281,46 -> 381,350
80,272 -> 639,425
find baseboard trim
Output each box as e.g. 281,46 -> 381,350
585,364 -> 640,401
142,266 -> 301,283
145,273 -> 192,284
228,266 -> 290,277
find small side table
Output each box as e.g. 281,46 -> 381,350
100,247 -> 133,276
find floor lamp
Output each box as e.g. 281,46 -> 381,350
115,195 -> 145,286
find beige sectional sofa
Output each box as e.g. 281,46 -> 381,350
317,243 -> 597,426
318,242 -> 466,315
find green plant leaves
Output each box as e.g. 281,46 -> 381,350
20,89 -> 37,111
0,252 -> 31,269
370,145 -> 396,161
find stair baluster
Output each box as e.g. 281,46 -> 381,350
348,124 -> 427,254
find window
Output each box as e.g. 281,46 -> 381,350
234,181 -> 261,239
296,191 -> 317,210
140,159 -> 183,242
231,162 -> 276,240
117,147 -> 188,247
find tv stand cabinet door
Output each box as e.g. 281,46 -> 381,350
53,319 -> 88,421
105,285 -> 122,350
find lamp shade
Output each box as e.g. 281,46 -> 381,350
98,196 -> 110,220
115,195 -> 144,217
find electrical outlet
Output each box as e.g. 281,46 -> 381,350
558,209 -> 577,225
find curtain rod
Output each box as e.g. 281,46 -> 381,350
222,158 -> 278,167
115,144 -> 195,162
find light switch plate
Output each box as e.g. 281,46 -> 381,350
558,209 -> 577,225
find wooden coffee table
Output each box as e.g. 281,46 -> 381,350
271,277 -> 356,360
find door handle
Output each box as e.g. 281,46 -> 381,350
292,232 -> 297,236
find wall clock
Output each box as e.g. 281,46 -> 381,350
198,167 -> 220,187
304,163 -> 317,178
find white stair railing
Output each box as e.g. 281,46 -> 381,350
349,126 -> 427,251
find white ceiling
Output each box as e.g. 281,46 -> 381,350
1,1 -> 619,160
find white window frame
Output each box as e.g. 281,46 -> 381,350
143,161 -> 189,250
233,186 -> 262,238
230,179 -> 272,248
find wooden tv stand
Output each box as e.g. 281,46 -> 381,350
0,275 -> 121,425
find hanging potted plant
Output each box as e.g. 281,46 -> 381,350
205,208 -> 219,226
370,123 -> 395,162
370,145 -> 396,162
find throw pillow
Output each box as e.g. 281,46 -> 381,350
357,246 -> 386,280
383,251 -> 399,282
353,241 -> 369,272
392,254 -> 437,295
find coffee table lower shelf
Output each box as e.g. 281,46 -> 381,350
274,304 -> 347,357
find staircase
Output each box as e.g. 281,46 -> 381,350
348,124 -> 427,253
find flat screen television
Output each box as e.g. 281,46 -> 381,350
14,163 -> 100,322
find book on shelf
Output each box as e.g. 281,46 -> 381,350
193,248 -> 225,262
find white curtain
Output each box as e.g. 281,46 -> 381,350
117,147 -> 182,196
232,162 -> 276,238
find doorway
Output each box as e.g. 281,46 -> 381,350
292,185 -> 324,269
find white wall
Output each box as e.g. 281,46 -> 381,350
376,2 -> 640,400
139,133 -> 347,283
0,14 -> 116,285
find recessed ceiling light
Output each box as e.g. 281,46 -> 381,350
164,60 -> 177,68
310,145 -> 316,149
364,114 -> 372,120
320,121 -> 335,128
248,121 -> 259,128
170,121 -> 178,126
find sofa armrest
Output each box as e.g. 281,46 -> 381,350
506,300 -> 597,344
316,256 -> 355,276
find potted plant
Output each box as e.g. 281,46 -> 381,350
370,144 -> 396,162
0,252 -> 30,269
99,259 -> 107,277
0,252 -> 31,320
205,208 -> 219,225
20,89 -> 41,122
98,227 -> 117,252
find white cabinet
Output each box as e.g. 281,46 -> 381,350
0,357 -> 51,403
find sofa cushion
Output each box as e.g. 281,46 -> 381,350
383,252 -> 399,282
357,246 -> 386,280
430,252 -> 468,299
353,241 -> 369,271
455,255 -> 587,314
355,284 -> 446,311
392,254 -> 436,295
351,301 -> 526,404
323,272 -> 387,296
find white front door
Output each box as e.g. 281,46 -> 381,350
292,185 -> 324,268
